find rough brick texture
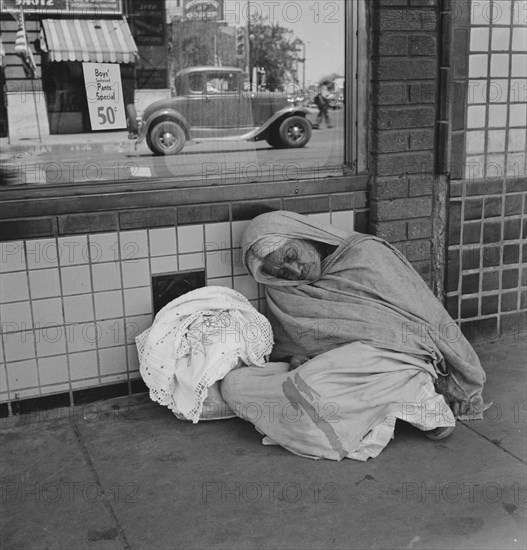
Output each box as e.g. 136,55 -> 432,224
370,0 -> 440,281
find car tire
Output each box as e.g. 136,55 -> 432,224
148,119 -> 186,156
278,116 -> 311,148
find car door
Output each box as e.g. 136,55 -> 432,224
239,84 -> 254,129
182,72 -> 209,129
202,71 -> 240,130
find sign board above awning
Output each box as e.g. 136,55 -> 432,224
184,0 -> 223,21
0,0 -> 122,16
41,17 -> 138,63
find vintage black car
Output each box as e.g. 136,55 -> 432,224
128,66 -> 312,155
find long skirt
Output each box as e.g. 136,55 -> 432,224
220,342 -> 455,461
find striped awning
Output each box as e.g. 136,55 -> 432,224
41,18 -> 138,64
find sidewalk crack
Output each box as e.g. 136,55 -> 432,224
461,421 -> 526,465
71,421 -> 132,550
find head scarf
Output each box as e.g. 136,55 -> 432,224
242,210 -> 349,286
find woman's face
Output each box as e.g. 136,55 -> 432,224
261,239 -> 322,281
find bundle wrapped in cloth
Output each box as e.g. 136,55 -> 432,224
136,286 -> 274,423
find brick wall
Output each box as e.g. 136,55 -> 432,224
369,0 -> 441,286
369,0 -> 526,337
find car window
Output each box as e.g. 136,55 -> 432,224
206,73 -> 239,94
188,73 -> 204,93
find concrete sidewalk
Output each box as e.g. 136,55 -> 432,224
0,332 -> 525,550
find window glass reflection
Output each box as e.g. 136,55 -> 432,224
0,0 -> 346,186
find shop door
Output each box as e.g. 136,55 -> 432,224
43,61 -> 90,134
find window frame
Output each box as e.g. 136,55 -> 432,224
0,0 -> 369,220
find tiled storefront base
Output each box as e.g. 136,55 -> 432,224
0,208 -> 356,416
447,178 -> 526,338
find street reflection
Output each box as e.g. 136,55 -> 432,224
0,0 -> 345,186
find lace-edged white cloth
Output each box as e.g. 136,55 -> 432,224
136,286 -> 274,423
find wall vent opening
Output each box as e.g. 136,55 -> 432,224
152,270 -> 205,315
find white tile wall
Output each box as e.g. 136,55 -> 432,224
494,0 -> 513,25
57,236 -> 88,266
150,255 -> 178,274
205,222 -> 231,250
1,302 -> 32,332
509,104 -> 527,126
470,27 -> 490,51
0,210 -> 356,403
88,233 -> 119,263
466,131 -> 486,154
511,54 -> 527,77
178,253 -> 205,271
0,242 -> 26,272
509,128 -> 527,151
121,259 -> 150,288
94,291 -> 124,321
467,105 -> 486,128
120,231 -> 149,259
469,54 -> 489,78
488,104 -> 508,127
123,287 -> 152,316
69,351 -> 98,380
177,225 -> 204,254
231,221 -> 250,248
6,359 -> 39,391
506,153 -> 525,175
511,27 -> 527,50
64,295 -> 95,325
491,27 -> 510,50
465,155 -> 486,179
92,263 -> 121,292
466,3 -> 527,180
26,238 -> 58,270
487,129 -> 507,152
1,273 -> 29,302
38,356 -> 68,386
206,248 -> 233,278
61,265 -> 92,295
490,54 -> 510,77
148,228 -> 177,257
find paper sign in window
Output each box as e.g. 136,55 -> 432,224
82,62 -> 126,131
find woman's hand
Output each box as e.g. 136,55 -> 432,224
289,355 -> 310,371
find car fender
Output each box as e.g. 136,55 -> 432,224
137,109 -> 191,145
246,106 -> 310,142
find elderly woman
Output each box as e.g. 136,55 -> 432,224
220,211 -> 486,461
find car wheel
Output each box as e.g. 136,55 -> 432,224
278,116 -> 311,148
148,120 -> 186,156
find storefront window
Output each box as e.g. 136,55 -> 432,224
0,0 -> 365,189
